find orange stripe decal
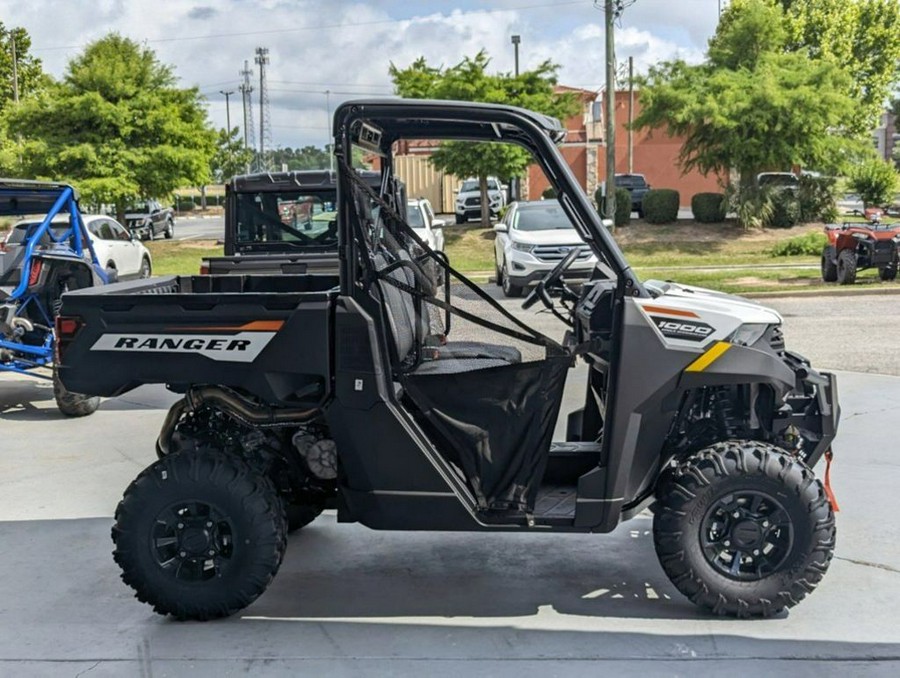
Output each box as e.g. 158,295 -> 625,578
642,305 -> 699,318
165,320 -> 285,332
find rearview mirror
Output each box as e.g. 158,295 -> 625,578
432,218 -> 446,228
494,223 -> 508,233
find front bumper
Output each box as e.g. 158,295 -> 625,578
777,355 -> 840,469
507,263 -> 596,287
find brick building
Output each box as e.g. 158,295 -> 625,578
526,86 -> 723,206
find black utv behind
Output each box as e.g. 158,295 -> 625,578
57,99 -> 839,621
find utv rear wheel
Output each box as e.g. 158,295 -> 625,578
836,249 -> 857,285
878,266 -> 897,282
53,367 -> 100,417
112,450 -> 287,620
821,246 -> 838,282
653,440 -> 835,618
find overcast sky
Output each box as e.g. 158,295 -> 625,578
4,0 -> 719,149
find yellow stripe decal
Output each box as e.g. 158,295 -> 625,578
685,341 -> 732,372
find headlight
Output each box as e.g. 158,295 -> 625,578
728,323 -> 770,347
512,242 -> 534,252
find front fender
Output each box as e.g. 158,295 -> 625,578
678,342 -> 796,396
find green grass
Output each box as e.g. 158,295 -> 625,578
145,240 -> 222,276
143,219 -> 898,296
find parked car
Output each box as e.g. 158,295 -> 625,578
455,176 -> 505,223
2,214 -> 152,280
124,199 -> 175,240
757,172 -> 800,192
493,200 -> 597,297
601,174 -> 651,218
406,198 -> 445,252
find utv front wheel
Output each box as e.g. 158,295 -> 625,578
112,450 -> 287,620
53,367 -> 100,417
653,441 -> 835,618
821,246 -> 838,282
836,249 -> 857,285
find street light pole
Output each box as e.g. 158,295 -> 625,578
219,90 -> 235,132
325,89 -> 334,173
511,34 -> 521,77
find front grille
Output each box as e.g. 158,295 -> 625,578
464,197 -> 481,207
532,244 -> 592,263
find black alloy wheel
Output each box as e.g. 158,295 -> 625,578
700,490 -> 793,581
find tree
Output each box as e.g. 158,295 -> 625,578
211,127 -> 253,182
782,0 -> 900,135
0,23 -> 46,113
849,158 -> 898,207
6,34 -> 216,220
390,51 -> 579,225
634,0 -> 858,227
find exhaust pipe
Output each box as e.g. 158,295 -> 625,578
156,386 -> 319,457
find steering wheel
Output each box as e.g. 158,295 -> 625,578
522,247 -> 581,310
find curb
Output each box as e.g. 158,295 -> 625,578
745,286 -> 900,300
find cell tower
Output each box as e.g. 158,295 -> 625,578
254,47 -> 273,172
239,60 -> 255,172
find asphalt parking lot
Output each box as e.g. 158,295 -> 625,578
1,292 -> 899,676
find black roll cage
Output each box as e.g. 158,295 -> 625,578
332,99 -> 645,300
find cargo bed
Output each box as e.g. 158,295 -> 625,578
56,274 -> 338,404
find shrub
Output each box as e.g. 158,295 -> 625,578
769,190 -> 801,228
798,175 -> 838,223
613,187 -> 631,226
771,231 -> 828,257
850,158 -> 898,208
691,192 -> 726,223
593,185 -> 631,226
643,188 -> 680,224
541,186 -> 557,199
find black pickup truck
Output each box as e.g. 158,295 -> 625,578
124,199 -> 175,240
56,98 -> 839,624
201,170 -> 385,275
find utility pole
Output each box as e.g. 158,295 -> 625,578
255,47 -> 272,172
219,90 -> 234,132
325,89 -> 334,173
11,33 -> 19,104
627,56 -> 634,175
511,34 -> 521,77
604,0 -> 617,223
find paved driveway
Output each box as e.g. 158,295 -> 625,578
0,293 -> 898,676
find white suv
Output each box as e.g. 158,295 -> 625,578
455,177 -> 505,223
493,200 -> 597,297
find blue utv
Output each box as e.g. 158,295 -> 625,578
0,179 -> 107,416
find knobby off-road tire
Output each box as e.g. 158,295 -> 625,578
112,449 -> 287,621
836,249 -> 857,285
52,367 -> 100,417
821,246 -> 838,283
653,440 -> 835,618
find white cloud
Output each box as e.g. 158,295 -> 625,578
3,0 -> 715,147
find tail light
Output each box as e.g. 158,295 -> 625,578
27,259 -> 43,287
200,260 -> 210,275
0,241 -> 6,253
54,315 -> 83,363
